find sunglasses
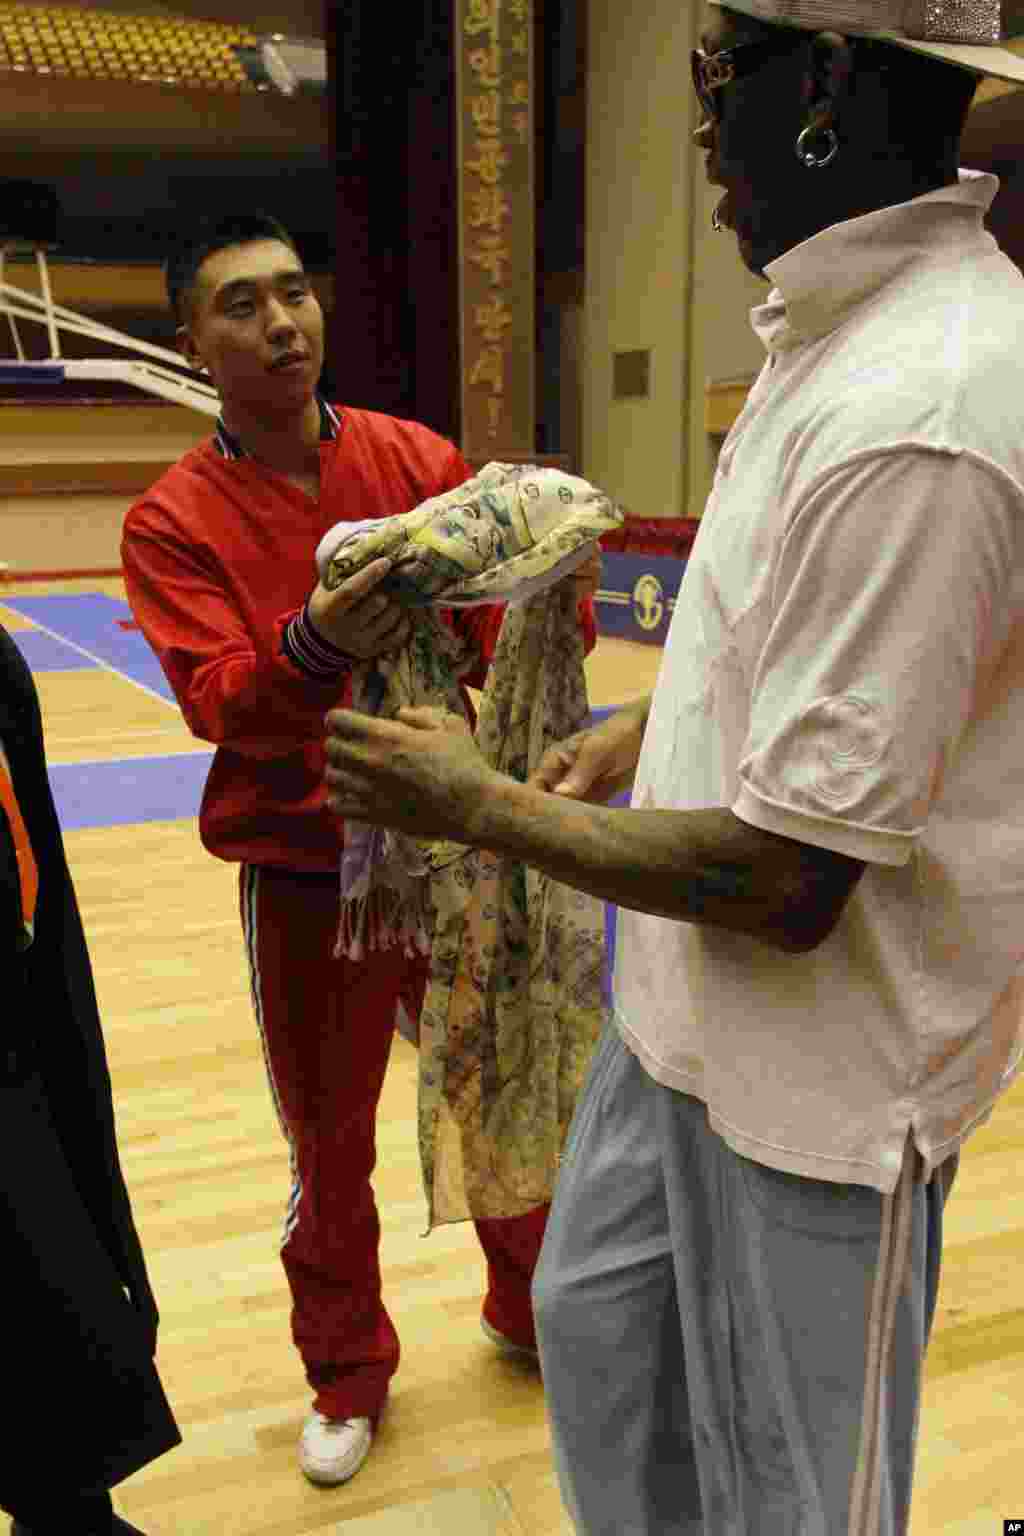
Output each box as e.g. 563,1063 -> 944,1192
691,35 -> 804,122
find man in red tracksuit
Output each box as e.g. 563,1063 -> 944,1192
121,213 -> 598,1489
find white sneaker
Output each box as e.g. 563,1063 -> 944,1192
480,1315 -> 539,1360
298,1411 -> 373,1486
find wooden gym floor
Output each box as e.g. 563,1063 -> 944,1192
0,576 -> 1021,1535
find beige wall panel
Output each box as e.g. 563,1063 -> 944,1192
686,118 -> 769,518
0,405 -> 209,465
0,493 -> 132,570
583,0 -> 696,518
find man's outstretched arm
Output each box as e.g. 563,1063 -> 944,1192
323,703 -> 865,955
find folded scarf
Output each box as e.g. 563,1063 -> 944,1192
316,461 -> 623,1226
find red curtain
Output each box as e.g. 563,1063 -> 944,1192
600,517 -> 700,559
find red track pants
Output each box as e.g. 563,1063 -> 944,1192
240,864 -> 546,1421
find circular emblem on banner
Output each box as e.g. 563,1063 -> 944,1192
633,574 -> 665,631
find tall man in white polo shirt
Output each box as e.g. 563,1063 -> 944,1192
322,2 -> 1024,1530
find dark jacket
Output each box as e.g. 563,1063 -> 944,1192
0,624 -> 180,1504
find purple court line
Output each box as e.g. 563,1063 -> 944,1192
1,594 -> 179,711
1,594 -> 210,828
11,628 -> 98,672
48,751 -> 213,831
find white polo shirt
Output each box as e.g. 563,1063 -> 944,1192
614,171 -> 1024,1192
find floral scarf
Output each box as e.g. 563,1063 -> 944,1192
316,462 -> 623,1227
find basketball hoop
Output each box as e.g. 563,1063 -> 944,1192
0,243 -> 221,419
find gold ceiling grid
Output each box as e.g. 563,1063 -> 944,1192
0,3 -> 260,89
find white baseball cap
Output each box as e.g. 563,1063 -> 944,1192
708,0 -> 1024,83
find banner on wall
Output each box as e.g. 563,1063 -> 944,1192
455,0 -> 535,460
596,553 -> 687,646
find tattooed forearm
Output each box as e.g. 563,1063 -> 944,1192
687,862 -> 756,918
469,784 -> 866,955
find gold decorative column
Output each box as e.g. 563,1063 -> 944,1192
455,0 -> 535,458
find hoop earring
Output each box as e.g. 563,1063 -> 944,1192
795,124 -> 839,169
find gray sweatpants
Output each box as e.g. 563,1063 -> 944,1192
532,1025 -> 957,1536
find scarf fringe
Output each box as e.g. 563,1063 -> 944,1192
335,881 -> 433,962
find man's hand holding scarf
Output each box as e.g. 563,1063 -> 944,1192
325,705 -> 494,842
308,550 -> 596,664
527,694 -> 650,805
323,685 -> 648,836
306,555 -> 411,660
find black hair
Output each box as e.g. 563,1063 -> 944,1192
165,211 -> 301,323
853,37 -> 977,172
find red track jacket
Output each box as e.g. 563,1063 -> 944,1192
123,405 -> 595,872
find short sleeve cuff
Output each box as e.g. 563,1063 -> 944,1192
282,603 -> 354,682
732,782 -> 916,868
